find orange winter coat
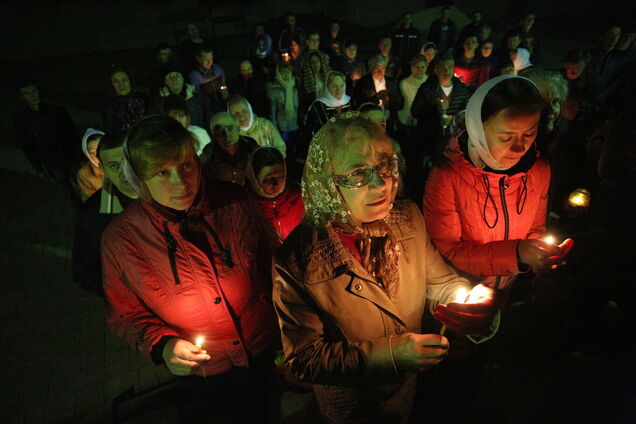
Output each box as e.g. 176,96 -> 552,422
423,137 -> 550,289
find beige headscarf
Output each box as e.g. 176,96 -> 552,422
302,113 -> 401,295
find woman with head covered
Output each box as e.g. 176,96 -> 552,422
273,114 -> 498,423
101,115 -> 279,422
423,75 -> 573,292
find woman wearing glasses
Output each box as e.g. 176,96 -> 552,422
272,114 -> 498,423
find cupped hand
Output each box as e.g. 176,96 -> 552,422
162,338 -> 211,376
435,298 -> 498,336
518,238 -> 574,272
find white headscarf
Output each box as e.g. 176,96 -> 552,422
512,48 -> 532,75
81,128 -> 105,166
465,74 -> 536,171
316,78 -> 351,108
233,99 -> 255,131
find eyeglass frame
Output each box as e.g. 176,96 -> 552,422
332,154 -> 399,189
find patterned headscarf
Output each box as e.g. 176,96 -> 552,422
302,113 -> 401,295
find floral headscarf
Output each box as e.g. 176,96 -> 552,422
302,112 -> 401,295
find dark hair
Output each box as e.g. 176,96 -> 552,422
161,94 -> 190,116
460,30 -> 479,44
15,78 -> 37,91
343,39 -> 357,49
481,78 -> 544,123
441,6 -> 451,12
307,29 -> 320,37
252,147 -> 284,177
194,44 -> 214,57
87,133 -> 103,144
506,29 -> 522,40
126,115 -> 198,179
564,48 -> 591,64
96,131 -> 126,161
358,103 -> 382,114
108,65 -> 130,79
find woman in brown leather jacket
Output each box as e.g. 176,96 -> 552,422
272,114 -> 499,423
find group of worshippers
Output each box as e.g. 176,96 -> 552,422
12,6 -> 634,423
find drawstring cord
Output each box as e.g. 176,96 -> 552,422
482,174 -> 498,229
516,175 -> 528,215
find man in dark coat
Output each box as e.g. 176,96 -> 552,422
73,132 -> 137,296
14,79 -> 79,189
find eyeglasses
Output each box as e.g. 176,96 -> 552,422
333,155 -> 399,188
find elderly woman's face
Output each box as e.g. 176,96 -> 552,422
327,76 -> 346,99
484,108 -> 540,168
332,139 -> 395,223
144,149 -> 199,210
229,101 -> 251,128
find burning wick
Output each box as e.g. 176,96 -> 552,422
282,52 -> 290,62
440,285 -> 492,336
220,85 -> 227,90
195,336 -> 206,377
543,235 -> 556,245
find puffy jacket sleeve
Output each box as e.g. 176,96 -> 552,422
101,230 -> 180,363
272,246 -> 397,385
424,166 -> 521,277
526,160 -> 550,240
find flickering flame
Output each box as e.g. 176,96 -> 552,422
220,85 -> 227,90
453,284 -> 492,304
568,188 -> 590,208
195,336 -> 204,349
543,235 -> 556,245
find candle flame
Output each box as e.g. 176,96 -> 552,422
543,235 -> 556,245
195,336 -> 204,349
453,284 -> 493,304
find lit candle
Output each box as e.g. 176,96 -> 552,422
543,235 -> 556,245
220,85 -> 227,91
567,188 -> 590,208
282,52 -> 290,62
195,336 -> 206,377
439,285 -> 492,335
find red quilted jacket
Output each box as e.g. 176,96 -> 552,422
101,181 -> 280,375
423,137 -> 550,289
254,183 -> 304,242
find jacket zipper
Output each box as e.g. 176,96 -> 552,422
163,220 -> 182,285
496,177 -> 510,289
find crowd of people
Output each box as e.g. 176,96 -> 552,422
13,6 -> 634,423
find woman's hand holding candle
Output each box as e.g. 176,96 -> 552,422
389,333 -> 449,372
517,236 -> 574,272
435,284 -> 498,336
162,338 -> 210,376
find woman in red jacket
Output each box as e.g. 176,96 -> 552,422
246,146 -> 304,242
101,116 -> 279,422
423,75 -> 572,291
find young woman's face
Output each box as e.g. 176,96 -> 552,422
229,101 -> 251,128
423,47 -> 437,63
257,163 -> 286,196
483,108 -> 540,168
327,76 -> 346,99
332,140 -> 395,223
111,72 -> 131,96
480,42 -> 493,58
144,150 -> 200,210
411,60 -> 427,78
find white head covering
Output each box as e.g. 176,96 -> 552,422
465,74 -> 536,171
316,72 -> 351,107
512,48 -> 532,75
232,99 -> 255,131
81,128 -> 105,166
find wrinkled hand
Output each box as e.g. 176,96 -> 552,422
162,338 -> 210,376
391,333 -> 449,372
518,238 -> 574,272
435,297 -> 498,336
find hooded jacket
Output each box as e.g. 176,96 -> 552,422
101,180 -> 280,375
423,134 -> 550,289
